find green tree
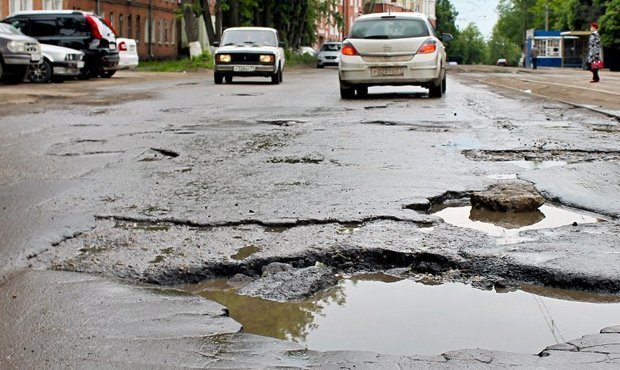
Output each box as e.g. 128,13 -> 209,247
451,23 -> 487,64
487,26 -> 522,64
600,0 -> 620,47
435,0 -> 460,62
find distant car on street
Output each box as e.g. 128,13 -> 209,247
496,58 -> 508,67
213,27 -> 285,84
316,42 -> 341,68
0,22 -> 41,84
338,12 -> 452,99
28,43 -> 84,83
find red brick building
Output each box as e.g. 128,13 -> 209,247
0,0 -> 178,59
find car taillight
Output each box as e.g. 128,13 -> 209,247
341,44 -> 359,56
85,15 -> 103,40
119,41 -> 127,51
417,40 -> 437,54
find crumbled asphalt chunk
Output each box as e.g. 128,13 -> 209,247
237,265 -> 337,301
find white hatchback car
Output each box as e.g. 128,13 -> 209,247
338,12 -> 452,99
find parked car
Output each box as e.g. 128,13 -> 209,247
98,17 -> 138,74
0,23 -> 41,84
27,43 -> 84,83
213,27 -> 285,84
338,12 -> 452,99
316,42 -> 341,68
2,10 -> 119,78
496,58 -> 508,67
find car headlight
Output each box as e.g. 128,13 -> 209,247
259,54 -> 275,63
7,40 -> 27,53
216,54 -> 232,63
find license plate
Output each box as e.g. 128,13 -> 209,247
77,61 -> 85,68
234,65 -> 256,72
371,67 -> 404,77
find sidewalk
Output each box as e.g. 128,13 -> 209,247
451,65 -> 620,119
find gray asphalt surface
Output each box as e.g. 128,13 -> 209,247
1,67 -> 619,368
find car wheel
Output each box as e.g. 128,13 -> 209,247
271,68 -> 280,84
340,83 -> 355,99
225,74 -> 233,84
100,70 -> 116,78
441,75 -> 447,94
28,59 -> 53,83
316,63 -> 324,69
356,86 -> 368,97
0,65 -> 27,84
428,77 -> 443,98
279,68 -> 283,83
0,61 -> 4,81
214,72 -> 223,84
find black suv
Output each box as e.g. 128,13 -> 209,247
2,10 -> 119,78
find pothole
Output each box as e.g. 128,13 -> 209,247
432,199 -> 601,243
463,149 -> 620,164
182,273 -> 620,355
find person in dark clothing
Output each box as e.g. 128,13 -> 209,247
531,44 -> 539,69
587,22 -> 602,83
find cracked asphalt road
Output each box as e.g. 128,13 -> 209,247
1,66 -> 619,368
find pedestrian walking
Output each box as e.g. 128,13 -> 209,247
587,22 -> 602,83
531,44 -> 539,69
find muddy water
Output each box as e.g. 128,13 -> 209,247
183,274 -> 620,356
433,204 -> 600,243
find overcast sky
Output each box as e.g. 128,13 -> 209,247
453,0 -> 500,38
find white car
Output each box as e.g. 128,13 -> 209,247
338,12 -> 452,99
116,37 -> 139,70
28,44 -> 84,83
213,27 -> 285,84
316,42 -> 341,68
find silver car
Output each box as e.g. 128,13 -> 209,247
316,42 -> 341,68
338,12 -> 452,99
28,44 -> 85,83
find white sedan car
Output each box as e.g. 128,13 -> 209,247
28,44 -> 84,83
338,12 -> 452,99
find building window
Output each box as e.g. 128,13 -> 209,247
127,15 -> 132,39
158,20 -> 163,44
164,20 -> 169,44
535,39 -> 562,58
151,18 -> 156,43
136,15 -> 141,43
119,14 -> 124,37
42,0 -> 62,10
110,13 -> 114,28
171,20 -> 176,45
144,19 -> 149,43
10,0 -> 33,13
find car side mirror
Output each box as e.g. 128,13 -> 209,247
213,41 -> 220,47
278,41 -> 286,48
441,33 -> 453,42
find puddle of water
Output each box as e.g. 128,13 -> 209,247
503,160 -> 567,169
433,204 -> 600,241
336,223 -> 362,235
231,245 -> 261,260
183,274 -> 620,355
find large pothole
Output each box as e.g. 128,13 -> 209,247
181,272 -> 620,356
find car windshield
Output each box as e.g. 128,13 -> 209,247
221,29 -> 277,47
350,18 -> 429,39
321,43 -> 341,51
0,23 -> 23,35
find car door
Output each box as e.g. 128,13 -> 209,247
56,16 -> 90,51
27,17 -> 60,46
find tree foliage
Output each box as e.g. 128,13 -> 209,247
211,0 -> 341,49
